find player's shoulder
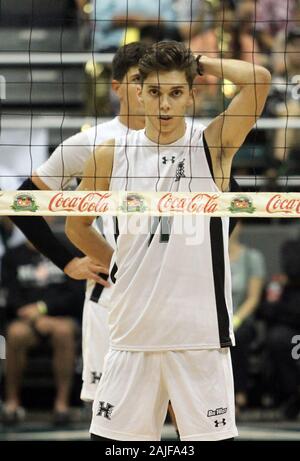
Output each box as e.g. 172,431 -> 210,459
86,117 -> 129,146
185,117 -> 206,131
114,128 -> 144,149
94,138 -> 115,160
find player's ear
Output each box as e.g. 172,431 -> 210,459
111,79 -> 121,95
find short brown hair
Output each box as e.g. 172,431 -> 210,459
112,42 -> 149,81
138,41 -> 197,88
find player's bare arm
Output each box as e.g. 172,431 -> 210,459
31,174 -> 52,191
201,56 -> 271,191
65,141 -> 115,275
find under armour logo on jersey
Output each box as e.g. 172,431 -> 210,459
162,156 -> 175,164
214,418 -> 226,428
91,371 -> 102,384
175,159 -> 186,182
97,401 -> 114,420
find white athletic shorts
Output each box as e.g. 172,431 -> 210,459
90,348 -> 238,441
80,295 -> 110,402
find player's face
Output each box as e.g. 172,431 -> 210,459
113,66 -> 145,117
138,70 -> 194,137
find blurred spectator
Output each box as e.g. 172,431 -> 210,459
271,0 -> 300,75
229,221 -> 266,413
90,0 -> 179,52
174,0 -> 214,49
1,237 -> 84,425
0,166 -> 26,262
173,0 -> 219,116
267,28 -> 300,174
179,0 -> 265,64
180,0 -> 266,117
260,238 -> 300,419
256,0 -> 296,54
0,0 -> 81,28
233,0 -> 268,66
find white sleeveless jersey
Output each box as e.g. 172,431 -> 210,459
36,117 -> 132,297
36,117 -> 204,299
103,125 -> 234,351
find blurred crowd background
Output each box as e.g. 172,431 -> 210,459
0,0 -> 300,432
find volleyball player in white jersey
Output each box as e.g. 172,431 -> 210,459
67,41 -> 270,440
31,42 -> 147,401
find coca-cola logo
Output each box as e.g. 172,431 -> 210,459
157,193 -> 218,213
48,192 -> 111,213
266,194 -> 300,214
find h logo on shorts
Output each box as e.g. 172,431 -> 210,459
214,418 -> 226,428
97,401 -> 114,420
91,371 -> 102,384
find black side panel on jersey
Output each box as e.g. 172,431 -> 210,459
209,217 -> 232,347
148,217 -> 171,246
90,217 -> 119,302
228,177 -> 240,236
202,132 -> 239,236
89,273 -> 109,303
110,217 -> 119,284
203,132 -> 214,181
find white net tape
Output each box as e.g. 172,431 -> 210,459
1,190 -> 300,218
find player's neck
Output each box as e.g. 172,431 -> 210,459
118,114 -> 145,131
145,121 -> 186,145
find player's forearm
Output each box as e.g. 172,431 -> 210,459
66,218 -> 113,269
199,56 -> 271,86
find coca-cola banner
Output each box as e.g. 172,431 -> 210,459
0,190 -> 300,217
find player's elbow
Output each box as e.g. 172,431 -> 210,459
255,66 -> 272,85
